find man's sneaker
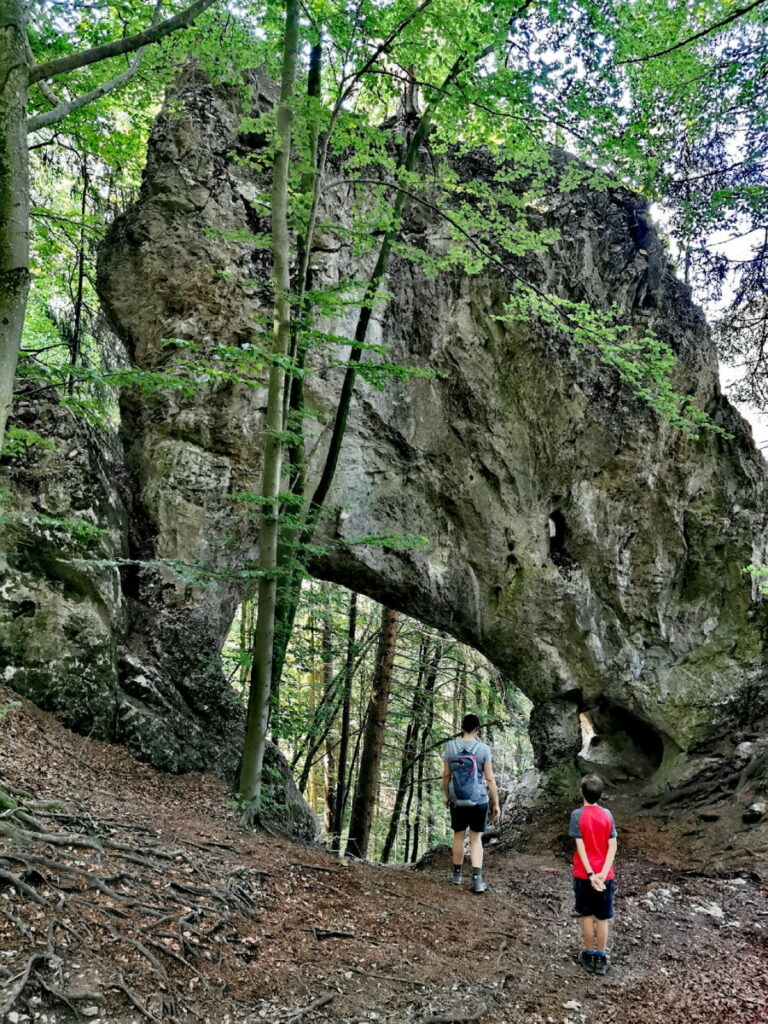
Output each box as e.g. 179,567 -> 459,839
578,950 -> 596,974
471,871 -> 487,893
451,866 -> 463,885
593,953 -> 610,976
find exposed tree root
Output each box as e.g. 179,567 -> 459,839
644,751 -> 768,810
284,991 -> 335,1021
0,952 -> 56,1018
0,783 -> 272,1022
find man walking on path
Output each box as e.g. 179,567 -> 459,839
569,773 -> 618,975
443,714 -> 500,893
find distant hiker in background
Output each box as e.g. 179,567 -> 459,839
569,773 -> 618,976
443,713 -> 500,893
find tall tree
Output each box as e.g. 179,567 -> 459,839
345,607 -> 399,860
331,590 -> 358,851
238,0 -> 301,822
0,0 -> 222,452
380,636 -> 428,863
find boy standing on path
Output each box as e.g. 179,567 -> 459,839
569,774 -> 617,976
443,714 -> 500,893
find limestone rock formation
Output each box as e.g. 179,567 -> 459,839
0,397 -> 126,736
2,67 -> 767,845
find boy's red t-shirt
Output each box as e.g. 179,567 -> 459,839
569,804 -> 617,879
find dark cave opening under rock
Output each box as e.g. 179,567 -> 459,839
579,700 -> 666,780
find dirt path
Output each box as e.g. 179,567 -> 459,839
1,689 -> 766,1024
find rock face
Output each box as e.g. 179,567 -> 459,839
0,398 -> 127,737
3,67 -> 768,829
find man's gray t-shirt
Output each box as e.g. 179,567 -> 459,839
443,739 -> 492,805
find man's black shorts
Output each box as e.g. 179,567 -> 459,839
572,877 -> 615,920
449,802 -> 488,833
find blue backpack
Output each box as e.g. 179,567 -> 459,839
448,746 -> 485,806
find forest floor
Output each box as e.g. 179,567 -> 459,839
1,688 -> 767,1024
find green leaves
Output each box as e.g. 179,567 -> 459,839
502,286 -> 730,439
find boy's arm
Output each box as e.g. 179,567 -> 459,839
595,837 -> 617,884
575,838 -> 606,891
483,759 -> 500,820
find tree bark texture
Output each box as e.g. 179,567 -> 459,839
345,608 -> 399,859
0,0 -> 30,454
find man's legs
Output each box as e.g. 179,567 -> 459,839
468,830 -> 483,869
468,830 -> 487,892
452,830 -> 465,867
452,830 -> 465,884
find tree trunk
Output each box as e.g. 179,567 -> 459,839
68,153 -> 88,391
238,0 -> 300,822
379,636 -> 427,863
345,608 -> 398,859
323,587 -> 336,836
412,643 -> 441,861
331,590 -> 357,851
402,772 -> 415,863
0,0 -> 31,453
416,643 -> 439,857
268,79 -> 452,698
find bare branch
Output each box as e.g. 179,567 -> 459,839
27,0 -> 165,132
30,0 -> 219,83
27,50 -> 142,131
617,0 -> 768,66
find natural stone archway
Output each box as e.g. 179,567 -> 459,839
3,67 -> 768,814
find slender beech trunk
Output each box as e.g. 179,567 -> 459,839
238,0 -> 300,822
403,773 -> 415,863
0,0 -> 220,453
268,67 -> 462,697
331,590 -> 357,850
343,705 -> 365,825
0,0 -> 30,453
411,731 -> 426,863
294,624 -> 375,785
411,643 -> 441,861
379,636 -> 427,863
486,687 -> 497,745
68,153 -> 88,391
239,600 -> 253,693
455,663 -> 467,725
307,605 -> 320,811
270,40 -> 323,733
323,585 -> 337,835
417,643 -> 438,856
345,608 -> 399,859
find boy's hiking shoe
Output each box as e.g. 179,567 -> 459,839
593,954 -> 610,976
578,950 -> 596,974
471,870 -> 487,893
452,866 -> 463,885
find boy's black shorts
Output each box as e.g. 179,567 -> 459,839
449,802 -> 488,833
572,878 -> 615,920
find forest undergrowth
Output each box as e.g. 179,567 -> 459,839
1,686 -> 766,1024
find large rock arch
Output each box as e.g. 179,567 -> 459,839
3,67 -> 767,813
